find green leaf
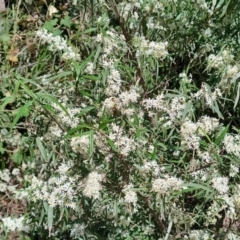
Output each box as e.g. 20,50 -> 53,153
0,33 -> 10,44
89,130 -> 94,157
83,27 -> 97,34
234,82 -> 240,109
219,0 -> 231,19
60,15 -> 71,28
73,51 -> 95,77
43,19 -> 58,32
11,150 -> 23,164
47,206 -> 53,237
107,139 -> 118,153
39,207 -> 45,226
45,71 -> 73,82
36,93 -> 68,115
215,124 -> 230,145
65,124 -> 92,137
182,183 -> 211,192
36,137 -> 47,161
0,96 -> 15,111
0,142 -> 5,154
20,82 -> 37,99
212,100 -> 223,119
42,104 -> 54,113
181,101 -> 192,120
79,106 -> 95,116
11,101 -> 32,129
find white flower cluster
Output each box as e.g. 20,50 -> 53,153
196,116 -> 219,136
122,184 -> 138,208
82,171 -> 105,199
152,175 -> 183,195
142,95 -> 189,125
226,65 -> 239,80
168,97 -> 187,122
59,107 -> 81,128
134,36 -> 168,59
140,160 -> 162,177
193,83 -> 222,106
94,131 -> 112,161
95,30 -> 126,60
188,230 -> 214,240
222,195 -> 236,220
226,232 -> 240,240
180,116 -> 219,150
103,86 -> 140,117
30,162 -> 77,209
197,151 -> 212,164
70,223 -> 87,239
207,50 -> 239,89
0,169 -> 11,183
146,17 -> 166,30
52,103 -> 81,128
118,87 -> 140,106
223,134 -> 240,158
36,29 -> 80,61
1,216 -> 29,232
0,168 -> 21,193
105,68 -> 122,96
84,62 -> 94,74
179,72 -> 192,84
190,169 -> 208,182
118,1 -> 141,21
142,0 -> 163,14
109,123 -> 136,157
207,50 -> 234,70
206,196 -> 236,227
233,185 -> 240,210
180,119 -> 200,150
212,177 -> 229,195
70,135 -> 89,157
229,163 -> 239,177
142,94 -> 166,111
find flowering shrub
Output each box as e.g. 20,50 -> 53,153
1,0 -> 240,239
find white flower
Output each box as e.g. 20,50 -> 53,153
223,134 -> 240,158
12,168 -> 20,176
58,163 -> 70,174
82,171 -> 105,199
70,135 -> 89,157
0,169 -> 11,182
70,223 -> 87,238
212,177 -> 229,194
84,62 -> 94,74
2,216 -> 29,232
229,163 -> 239,177
36,28 -> 80,61
152,176 -> 183,194
0,182 -> 7,192
122,184 -> 137,205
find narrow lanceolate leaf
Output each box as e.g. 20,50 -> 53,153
0,96 -> 15,111
48,206 -> 53,237
11,101 -> 32,129
215,124 -> 230,145
89,130 -> 94,157
36,137 -> 47,161
234,82 -> 240,109
36,93 -> 69,116
182,183 -> 211,192
107,139 -> 118,153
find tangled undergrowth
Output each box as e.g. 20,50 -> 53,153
1,0 -> 240,239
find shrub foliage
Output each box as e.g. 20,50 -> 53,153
1,0 -> 240,239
